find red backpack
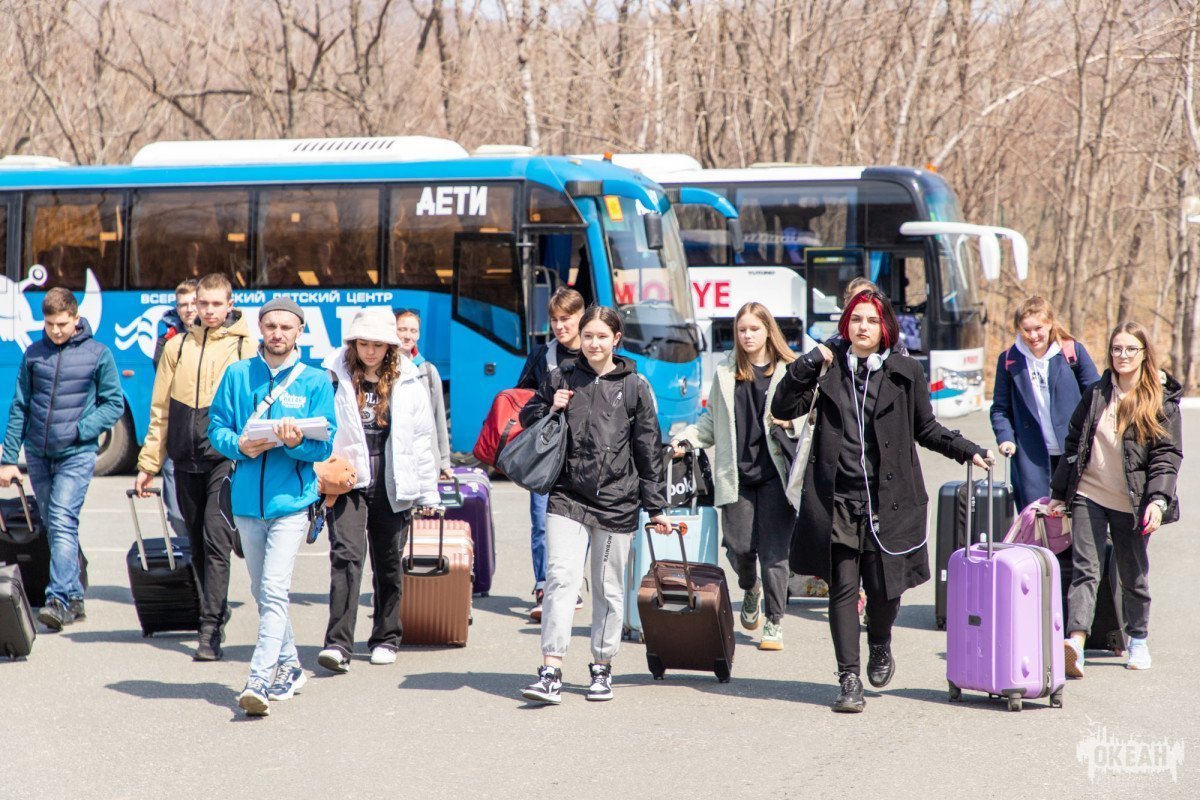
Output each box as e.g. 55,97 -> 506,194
472,389 -> 536,467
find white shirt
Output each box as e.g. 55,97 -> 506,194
1015,337 -> 1062,456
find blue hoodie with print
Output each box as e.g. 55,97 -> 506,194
207,351 -> 336,520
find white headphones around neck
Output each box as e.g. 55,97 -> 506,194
847,348 -> 890,374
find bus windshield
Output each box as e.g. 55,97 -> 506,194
601,197 -> 698,363
925,185 -> 981,319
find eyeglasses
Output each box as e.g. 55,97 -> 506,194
1110,346 -> 1144,357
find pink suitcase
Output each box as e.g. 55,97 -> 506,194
946,465 -> 1065,711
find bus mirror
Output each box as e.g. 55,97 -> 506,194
978,233 -> 1001,281
727,218 -> 745,253
644,213 -> 665,250
989,227 -> 1029,281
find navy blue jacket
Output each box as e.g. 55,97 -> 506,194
3,320 -> 125,463
990,340 -> 1101,508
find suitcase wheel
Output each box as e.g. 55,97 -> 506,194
714,659 -> 731,684
947,681 -> 961,702
1050,688 -> 1064,709
935,616 -> 947,631
646,653 -> 665,680
1006,694 -> 1023,712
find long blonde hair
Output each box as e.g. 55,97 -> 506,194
733,302 -> 797,381
343,343 -> 401,427
1107,322 -> 1166,444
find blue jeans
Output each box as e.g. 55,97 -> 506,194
236,511 -> 308,684
530,491 -> 548,589
25,451 -> 96,606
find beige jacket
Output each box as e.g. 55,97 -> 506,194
674,354 -> 799,508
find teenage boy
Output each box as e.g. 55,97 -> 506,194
515,287 -> 585,621
155,279 -> 200,540
0,288 -> 124,630
208,297 -> 336,717
135,273 -> 253,661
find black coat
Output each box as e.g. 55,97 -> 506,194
1050,370 -> 1183,524
520,355 -> 667,532
771,342 -> 984,599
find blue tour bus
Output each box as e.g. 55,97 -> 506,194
0,138 -> 718,474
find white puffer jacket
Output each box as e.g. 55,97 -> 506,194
322,347 -> 440,511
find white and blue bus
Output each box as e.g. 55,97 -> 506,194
593,156 -> 1027,417
0,138 -> 725,474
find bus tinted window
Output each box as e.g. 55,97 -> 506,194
257,186 -> 380,288
130,189 -> 251,289
454,234 -> 523,353
24,191 -> 123,290
527,184 -> 583,225
734,181 -> 918,266
389,183 -> 516,290
674,203 -> 729,267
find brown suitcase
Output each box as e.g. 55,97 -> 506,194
637,524 -> 735,682
399,516 -> 474,647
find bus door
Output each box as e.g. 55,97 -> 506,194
449,231 -> 526,452
525,230 -> 594,345
865,247 -> 930,373
803,248 -> 869,345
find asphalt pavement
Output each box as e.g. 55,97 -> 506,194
2,410 -> 1197,799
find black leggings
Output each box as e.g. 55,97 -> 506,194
829,543 -> 901,675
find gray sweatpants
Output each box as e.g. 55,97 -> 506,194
541,514 -> 631,663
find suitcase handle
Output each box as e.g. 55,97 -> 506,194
643,522 -> 695,610
436,475 -> 464,510
125,488 -> 174,572
0,480 -> 37,544
963,462 -> 996,563
403,509 -> 448,576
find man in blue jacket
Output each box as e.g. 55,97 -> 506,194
0,288 -> 125,630
208,296 -> 335,717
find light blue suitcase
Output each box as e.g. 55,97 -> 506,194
623,505 -> 720,641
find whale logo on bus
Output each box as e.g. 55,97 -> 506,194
0,265 -> 103,351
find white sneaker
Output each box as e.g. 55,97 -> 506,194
1125,637 -> 1152,670
317,648 -> 350,674
370,646 -> 398,666
1065,637 -> 1085,678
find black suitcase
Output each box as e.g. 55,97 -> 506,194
0,562 -> 36,659
1085,543 -> 1127,655
125,489 -> 200,637
0,482 -> 88,607
934,463 -> 1016,630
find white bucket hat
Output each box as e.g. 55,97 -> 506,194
343,306 -> 401,346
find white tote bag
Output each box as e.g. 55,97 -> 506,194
784,365 -> 827,511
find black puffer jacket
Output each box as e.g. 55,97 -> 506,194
1050,370 -> 1183,523
520,355 -> 666,532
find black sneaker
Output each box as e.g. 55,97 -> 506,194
575,595 -> 585,611
520,666 -> 563,705
37,598 -> 73,632
833,671 -> 865,713
867,642 -> 895,688
194,629 -> 223,662
68,598 -> 86,622
586,663 -> 613,701
529,589 -> 546,623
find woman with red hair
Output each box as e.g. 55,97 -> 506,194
772,290 -> 993,713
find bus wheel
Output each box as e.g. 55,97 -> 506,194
95,412 -> 136,477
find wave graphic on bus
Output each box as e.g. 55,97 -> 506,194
0,266 -> 103,351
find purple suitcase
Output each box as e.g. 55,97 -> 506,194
440,468 -> 496,596
946,465 -> 1066,711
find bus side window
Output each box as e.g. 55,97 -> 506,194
129,189 -> 251,289
24,191 -> 123,291
256,186 -> 380,288
537,233 -> 593,305
901,255 -> 927,353
454,233 -> 523,354
674,205 -> 728,267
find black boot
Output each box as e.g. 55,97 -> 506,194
833,671 -> 865,713
867,641 -> 895,688
194,627 -> 223,661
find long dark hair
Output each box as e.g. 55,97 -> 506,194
343,343 -> 401,426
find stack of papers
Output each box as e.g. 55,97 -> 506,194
243,417 -> 331,445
